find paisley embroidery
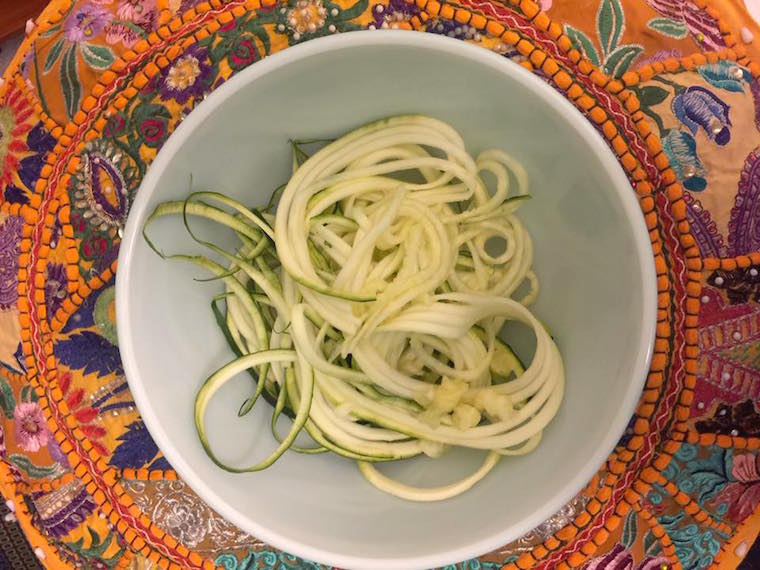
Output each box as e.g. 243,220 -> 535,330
728,147 -> 760,256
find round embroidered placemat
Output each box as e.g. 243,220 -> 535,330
1,0 -> 759,568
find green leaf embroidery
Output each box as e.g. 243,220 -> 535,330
621,510 -> 638,548
603,44 -> 643,77
564,25 -> 600,67
60,45 -> 81,120
635,85 -> 669,107
0,377 -> 16,418
647,17 -> 689,39
43,38 -> 65,74
597,0 -> 625,56
79,43 -> 115,70
8,454 -> 63,479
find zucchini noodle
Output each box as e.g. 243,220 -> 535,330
145,115 -> 565,501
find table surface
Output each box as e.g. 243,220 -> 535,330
1,0 -> 760,569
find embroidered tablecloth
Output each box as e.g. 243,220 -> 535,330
1,0 -> 760,568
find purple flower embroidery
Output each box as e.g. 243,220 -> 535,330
0,216 -> 22,310
13,402 -> 49,453
673,86 -> 731,145
371,0 -> 419,29
64,3 -> 112,43
159,45 -> 212,104
583,544 -> 670,570
116,0 -> 156,21
106,0 -> 157,48
45,263 -> 68,319
646,0 -> 725,50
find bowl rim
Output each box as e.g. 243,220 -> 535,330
116,29 -> 657,570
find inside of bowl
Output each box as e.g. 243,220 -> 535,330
118,33 -> 654,569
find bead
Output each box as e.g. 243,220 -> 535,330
34,548 -> 45,560
741,27 -> 754,44
729,66 -> 743,79
750,268 -> 758,277
376,4 -> 384,12
25,19 -> 35,35
731,429 -> 739,436
701,295 -> 710,304
715,276 -> 724,285
682,164 -> 697,178
697,401 -> 704,410
331,8 -> 339,15
328,24 -> 336,32
736,541 -> 749,558
733,331 -> 742,341
722,371 -> 731,381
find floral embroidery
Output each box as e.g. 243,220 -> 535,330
266,0 -> 368,44
563,0 -> 643,77
64,3 -> 111,42
646,0 -> 725,49
713,452 -> 760,523
105,0 -> 156,49
59,372 -> 109,457
13,402 -> 49,453
673,86 -> 731,145
160,46 -> 213,104
582,543 -> 669,570
38,4 -> 117,119
0,87 -> 34,195
0,216 -> 22,310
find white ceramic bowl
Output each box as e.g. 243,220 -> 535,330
116,31 -> 656,570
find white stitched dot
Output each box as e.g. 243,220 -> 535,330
750,268 -> 758,277
25,19 -> 35,35
733,331 -> 742,341
722,371 -> 731,381
701,295 -> 710,304
34,548 -> 45,560
5,500 -> 14,513
714,276 -> 724,285
3,513 -> 15,522
696,401 -> 704,410
719,408 -> 727,416
741,27 -> 754,44
731,429 -> 739,436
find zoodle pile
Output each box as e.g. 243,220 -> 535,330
145,115 -> 565,501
